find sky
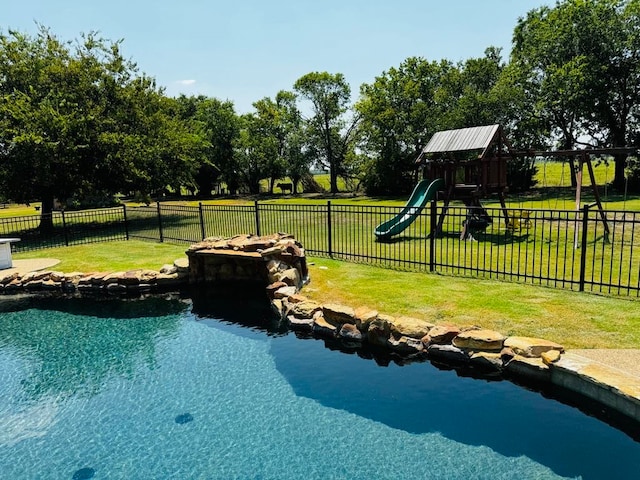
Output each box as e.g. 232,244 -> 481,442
4,0 -> 552,113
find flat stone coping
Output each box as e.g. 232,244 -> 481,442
569,349 -> 640,379
552,351 -> 640,420
2,258 -> 60,275
191,249 -> 262,259
0,238 -> 20,244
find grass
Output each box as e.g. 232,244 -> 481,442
303,257 -> 640,349
12,240 -> 188,272
4,196 -> 639,296
0,203 -> 42,218
7,239 -> 640,349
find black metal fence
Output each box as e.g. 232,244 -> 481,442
2,201 -> 640,297
0,207 -> 128,252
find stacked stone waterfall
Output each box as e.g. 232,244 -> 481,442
186,233 -> 308,289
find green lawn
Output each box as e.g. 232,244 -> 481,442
12,240 -> 187,273
304,257 -> 640,349
4,194 -> 639,297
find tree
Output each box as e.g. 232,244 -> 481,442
357,57 -> 454,195
250,91 -> 301,194
273,91 -> 312,194
233,112 -> 277,194
438,47 -> 508,129
0,27 -> 200,227
285,127 -> 314,194
294,72 -> 357,194
190,96 -> 239,196
511,0 -> 640,189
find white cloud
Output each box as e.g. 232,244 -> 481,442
176,79 -> 196,86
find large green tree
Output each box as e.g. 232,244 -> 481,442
437,47 -> 508,129
294,72 -> 357,194
185,96 -> 239,196
250,91 -> 303,194
0,27 -> 200,225
234,112 -> 278,194
357,51 -> 511,195
357,49 -> 536,195
357,57 -> 450,194
511,0 -> 640,189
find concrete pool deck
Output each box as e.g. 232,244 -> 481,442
549,349 -> 640,422
570,349 -> 640,379
2,258 -> 61,276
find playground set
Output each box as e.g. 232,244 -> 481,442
374,124 -> 637,241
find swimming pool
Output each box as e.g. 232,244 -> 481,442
0,294 -> 638,479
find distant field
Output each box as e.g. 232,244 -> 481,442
0,203 -> 42,218
533,159 -> 612,188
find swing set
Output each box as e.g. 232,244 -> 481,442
415,124 -> 639,241
523,147 -> 638,238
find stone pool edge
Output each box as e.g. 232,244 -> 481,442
269,288 -> 640,426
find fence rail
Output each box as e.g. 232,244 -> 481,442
0,207 -> 128,251
1,202 -> 639,297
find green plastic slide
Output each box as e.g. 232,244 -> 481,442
374,178 -> 444,240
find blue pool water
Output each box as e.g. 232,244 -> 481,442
0,295 -> 638,479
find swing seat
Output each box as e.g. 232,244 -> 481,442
506,210 -> 531,231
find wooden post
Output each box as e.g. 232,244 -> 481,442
579,203 -> 590,291
574,156 -> 583,249
498,191 -> 509,227
584,155 -> 610,238
436,183 -> 454,235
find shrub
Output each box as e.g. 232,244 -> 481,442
507,157 -> 538,193
625,156 -> 640,193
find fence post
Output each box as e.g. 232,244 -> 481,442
122,205 -> 129,240
156,202 -> 164,242
61,210 -> 69,246
429,200 -> 437,272
327,201 -> 333,258
198,202 -> 206,240
254,200 -> 261,236
578,203 -> 590,292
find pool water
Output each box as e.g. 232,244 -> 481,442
0,295 -> 638,479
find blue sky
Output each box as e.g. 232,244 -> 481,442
5,1 -> 551,113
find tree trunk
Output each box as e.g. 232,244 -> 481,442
608,130 -> 626,189
568,157 -> 577,188
613,153 -> 627,190
323,112 -> 338,194
330,165 -> 338,194
39,195 -> 55,233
